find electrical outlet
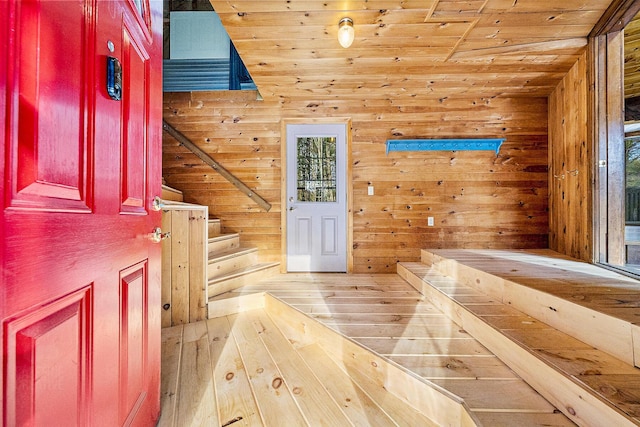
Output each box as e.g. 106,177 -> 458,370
368,185 -> 374,196
427,216 -> 434,226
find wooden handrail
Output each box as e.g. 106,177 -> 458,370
162,120 -> 272,212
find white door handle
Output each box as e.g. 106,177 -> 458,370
150,227 -> 171,243
152,196 -> 165,211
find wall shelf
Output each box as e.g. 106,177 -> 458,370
386,138 -> 505,155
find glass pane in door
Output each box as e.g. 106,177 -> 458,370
296,136 -> 337,202
626,134 -> 640,264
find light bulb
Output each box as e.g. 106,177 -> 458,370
338,17 -> 354,48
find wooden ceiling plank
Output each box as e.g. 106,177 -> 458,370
467,24 -> 599,39
230,38 -> 463,50
220,22 -> 475,40
450,38 -> 588,59
485,0 -> 615,13
475,10 -> 606,26
211,1 -> 440,14
215,9 -> 441,27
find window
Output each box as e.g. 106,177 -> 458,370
296,136 -> 337,203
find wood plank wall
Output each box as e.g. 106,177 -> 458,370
163,92 -> 550,273
548,51 -> 592,261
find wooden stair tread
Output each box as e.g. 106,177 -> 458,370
161,184 -> 184,202
399,260 -> 640,426
207,233 -> 239,244
207,262 -> 280,285
207,246 -> 257,263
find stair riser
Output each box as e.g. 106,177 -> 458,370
208,251 -> 259,280
208,221 -> 221,236
207,265 -> 280,299
208,236 -> 240,254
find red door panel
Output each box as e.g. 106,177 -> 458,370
5,287 -> 91,426
9,0 -> 91,212
2,0 -> 162,424
121,25 -> 149,215
120,261 -> 149,425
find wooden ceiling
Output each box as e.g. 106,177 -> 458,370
208,0 -> 615,102
625,10 -> 640,99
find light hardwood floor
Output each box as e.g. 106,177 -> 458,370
160,273 -> 575,426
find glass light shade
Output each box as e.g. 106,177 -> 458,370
338,18 -> 354,48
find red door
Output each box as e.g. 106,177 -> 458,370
1,0 -> 163,425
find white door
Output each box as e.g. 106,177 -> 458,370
286,124 -> 347,272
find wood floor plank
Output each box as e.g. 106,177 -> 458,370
292,303 -> 441,315
295,343 -> 399,427
308,313 -> 447,325
236,283 -> 412,292
158,325 -> 184,427
575,375 -> 640,417
324,322 -> 470,339
472,315 -> 549,330
501,328 -> 594,350
388,355 -> 518,380
228,312 -> 308,426
534,348 -> 640,375
230,285 -> 411,296
245,309 -> 353,426
176,321 -> 218,426
356,337 -> 493,356
268,290 -> 422,299
206,316 -> 263,427
280,296 -> 427,305
474,412 -> 577,426
430,379 -> 557,412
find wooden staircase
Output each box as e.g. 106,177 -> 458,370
206,218 -> 279,317
398,249 -> 640,427
160,182 -> 280,326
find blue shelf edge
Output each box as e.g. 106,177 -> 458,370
386,138 -> 505,155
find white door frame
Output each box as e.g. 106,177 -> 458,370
281,118 -> 353,273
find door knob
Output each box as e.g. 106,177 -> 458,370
152,196 -> 165,211
150,227 -> 170,243
289,206 -> 296,211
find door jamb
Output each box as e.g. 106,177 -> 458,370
591,1 -> 640,266
280,118 -> 353,273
